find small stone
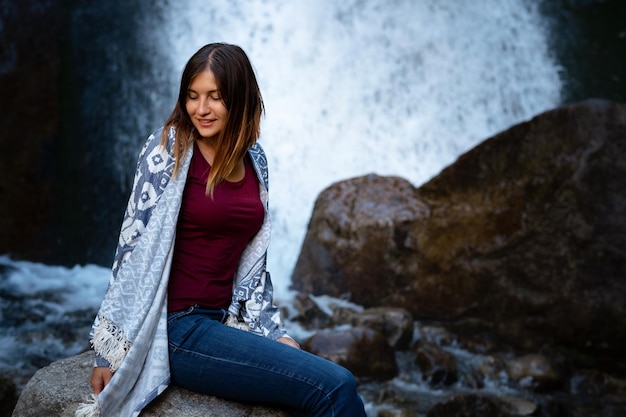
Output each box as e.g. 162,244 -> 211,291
303,327 -> 398,381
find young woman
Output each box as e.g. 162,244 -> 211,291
77,43 -> 367,417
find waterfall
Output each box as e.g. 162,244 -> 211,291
143,0 -> 562,297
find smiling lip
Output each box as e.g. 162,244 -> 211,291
198,119 -> 216,126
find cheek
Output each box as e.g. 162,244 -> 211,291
218,104 -> 228,118
185,101 -> 195,116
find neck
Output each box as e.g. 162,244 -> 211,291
195,138 -> 217,166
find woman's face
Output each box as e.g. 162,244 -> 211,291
186,70 -> 228,141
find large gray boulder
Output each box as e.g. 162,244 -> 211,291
291,100 -> 626,364
12,351 -> 290,417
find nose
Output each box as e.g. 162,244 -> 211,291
198,98 -> 211,115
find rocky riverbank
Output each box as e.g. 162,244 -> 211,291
290,100 -> 626,416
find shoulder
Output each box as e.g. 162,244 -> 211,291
248,142 -> 269,190
248,142 -> 266,161
138,127 -> 168,156
132,127 -> 177,178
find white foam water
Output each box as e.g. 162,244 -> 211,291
0,255 -> 109,383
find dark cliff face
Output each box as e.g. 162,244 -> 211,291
540,0 -> 626,104
0,0 -> 173,266
0,0 -> 121,265
0,1 -> 63,262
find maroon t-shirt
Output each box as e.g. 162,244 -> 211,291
167,142 -> 264,313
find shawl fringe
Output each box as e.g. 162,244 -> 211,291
91,315 -> 132,371
75,394 -> 100,417
225,314 -> 251,332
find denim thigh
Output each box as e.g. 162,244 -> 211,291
167,307 -> 366,417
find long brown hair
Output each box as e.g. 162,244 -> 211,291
161,43 -> 264,195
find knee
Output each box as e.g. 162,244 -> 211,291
324,364 -> 360,405
325,365 -> 365,416
333,366 -> 357,393
303,359 -> 364,416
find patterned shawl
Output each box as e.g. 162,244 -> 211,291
76,127 -> 287,417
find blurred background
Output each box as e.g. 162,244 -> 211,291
0,0 -> 625,398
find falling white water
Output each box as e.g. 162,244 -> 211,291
155,0 -> 562,299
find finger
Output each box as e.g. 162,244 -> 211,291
103,370 -> 113,386
91,374 -> 104,395
277,337 -> 301,349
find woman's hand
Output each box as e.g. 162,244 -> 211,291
277,336 -> 300,349
91,366 -> 114,395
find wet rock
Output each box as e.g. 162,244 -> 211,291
362,379 -> 443,415
476,355 -> 507,382
291,100 -> 626,367
417,323 -> 455,347
413,341 -> 458,387
290,293 -> 364,329
377,409 -> 416,417
290,292 -> 333,329
426,394 -> 509,417
447,318 -> 504,354
505,354 -> 565,392
542,392 -> 626,417
569,369 -> 626,396
493,395 -> 537,416
11,351 -> 291,417
314,295 -> 364,326
303,327 -> 398,381
291,174 -> 428,309
0,376 -> 18,417
353,307 -> 414,350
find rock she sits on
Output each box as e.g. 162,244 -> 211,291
11,351 -> 291,417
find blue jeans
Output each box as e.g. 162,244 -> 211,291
167,306 -> 367,417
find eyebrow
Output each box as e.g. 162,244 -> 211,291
187,88 -> 220,94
